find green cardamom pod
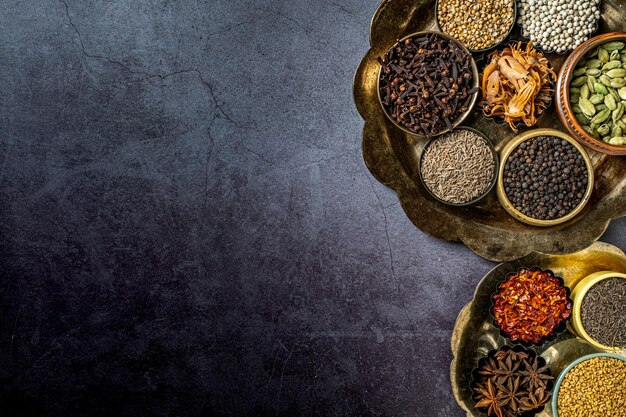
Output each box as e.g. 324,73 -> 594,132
594,83 -> 609,95
596,104 -> 608,111
602,60 -> 622,70
570,87 -> 581,94
606,68 -> 626,78
618,87 -> 626,100
609,136 -> 626,145
613,102 -> 625,121
590,94 -> 605,104
610,49 -> 620,61
603,41 -> 625,51
580,84 -> 590,100
572,103 -> 582,114
588,75 -> 597,91
575,113 -> 590,125
622,114 -> 626,124
586,68 -> 601,76
608,87 -> 620,101
571,76 -> 587,87
592,108 -> 611,124
586,59 -> 603,68
597,124 -> 611,136
617,120 -> 626,130
610,78 -> 626,88
599,48 -> 610,63
600,75 -> 613,87
579,98 -> 596,117
605,94 -> 618,110
573,67 -> 587,77
570,94 -> 580,104
612,126 -> 623,138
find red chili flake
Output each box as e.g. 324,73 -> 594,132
492,268 -> 572,344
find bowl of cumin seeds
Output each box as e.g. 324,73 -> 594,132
418,127 -> 498,206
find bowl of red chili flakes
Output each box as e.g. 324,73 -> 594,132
490,267 -> 573,347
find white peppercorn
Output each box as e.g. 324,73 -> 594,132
517,0 -> 600,52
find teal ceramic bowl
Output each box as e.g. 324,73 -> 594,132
551,353 -> 626,417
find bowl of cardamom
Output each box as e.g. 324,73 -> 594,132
557,32 -> 626,155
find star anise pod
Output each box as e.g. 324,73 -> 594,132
478,356 -> 500,382
475,379 -> 504,417
497,377 -> 527,414
493,352 -> 521,384
519,386 -> 551,412
518,356 -> 553,390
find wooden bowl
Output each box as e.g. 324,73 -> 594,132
556,32 -> 626,155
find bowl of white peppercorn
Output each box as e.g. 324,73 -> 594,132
517,0 -> 601,54
557,33 -> 626,155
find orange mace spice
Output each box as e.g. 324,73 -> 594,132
492,268 -> 572,344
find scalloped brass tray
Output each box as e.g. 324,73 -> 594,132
450,241 -> 626,417
353,0 -> 626,261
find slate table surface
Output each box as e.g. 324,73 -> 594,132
2,1 -> 626,416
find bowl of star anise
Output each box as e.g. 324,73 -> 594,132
470,345 -> 554,417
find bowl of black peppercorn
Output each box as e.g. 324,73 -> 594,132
496,128 -> 595,227
377,31 -> 480,138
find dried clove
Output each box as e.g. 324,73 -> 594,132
379,33 -> 476,137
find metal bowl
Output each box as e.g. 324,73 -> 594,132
418,127 -> 498,206
376,30 -> 480,138
496,128 -> 595,227
434,0 -> 517,54
489,266 -> 573,348
551,353 -> 626,417
569,271 -> 626,351
556,32 -> 626,155
470,345 -> 553,417
481,41 -> 556,130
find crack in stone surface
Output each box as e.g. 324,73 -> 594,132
58,0 -> 237,126
354,134 -> 417,335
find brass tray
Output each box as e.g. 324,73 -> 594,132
450,241 -> 626,417
353,0 -> 626,261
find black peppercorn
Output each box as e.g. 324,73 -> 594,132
503,136 -> 588,220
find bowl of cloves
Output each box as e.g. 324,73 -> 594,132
377,31 -> 480,138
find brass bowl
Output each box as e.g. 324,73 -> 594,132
434,0 -> 517,54
376,30 -> 480,138
556,32 -> 626,155
496,128 -> 595,227
489,267 -> 572,347
569,271 -> 626,351
470,345 -> 553,417
551,353 -> 626,417
418,127 -> 498,206
481,42 -> 556,131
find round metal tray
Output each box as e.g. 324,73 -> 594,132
353,0 -> 626,261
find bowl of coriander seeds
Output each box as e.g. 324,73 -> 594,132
419,127 -> 498,206
435,0 -> 516,53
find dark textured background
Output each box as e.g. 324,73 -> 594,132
2,1 -> 626,416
